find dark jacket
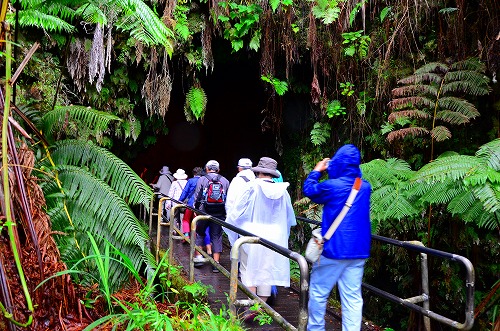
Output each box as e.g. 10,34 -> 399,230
303,144 -> 372,259
193,172 -> 230,216
179,175 -> 200,207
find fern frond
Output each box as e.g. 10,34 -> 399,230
414,62 -> 449,74
398,72 -> 443,85
429,125 -> 451,142
48,140 -> 153,208
184,86 -> 207,121
472,183 -> 500,214
40,105 -> 121,141
17,9 -> 76,33
387,127 -> 429,143
413,155 -> 481,183
388,96 -> 434,110
450,57 -> 486,72
435,111 -> 469,125
388,110 -> 430,123
310,122 -> 331,146
461,201 -> 500,230
392,84 -> 439,98
75,3 -> 107,25
114,0 -> 174,51
445,70 -> 490,91
418,180 -> 462,205
441,80 -> 490,96
437,97 -> 479,119
475,139 -> 500,171
447,190 -> 475,214
370,186 -> 420,221
361,158 -> 414,190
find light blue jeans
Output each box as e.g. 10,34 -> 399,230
307,257 -> 366,331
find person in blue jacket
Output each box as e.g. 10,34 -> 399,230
303,144 -> 372,331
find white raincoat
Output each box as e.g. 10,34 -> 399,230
225,178 -> 296,287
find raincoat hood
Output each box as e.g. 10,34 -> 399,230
327,144 -> 362,179
256,179 -> 290,199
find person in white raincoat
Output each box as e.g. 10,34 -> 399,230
225,157 -> 296,307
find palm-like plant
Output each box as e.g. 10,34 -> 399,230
362,139 -> 500,231
385,58 -> 491,160
36,137 -> 155,292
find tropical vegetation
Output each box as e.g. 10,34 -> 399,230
0,0 -> 499,330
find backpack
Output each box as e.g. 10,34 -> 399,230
201,174 -> 226,214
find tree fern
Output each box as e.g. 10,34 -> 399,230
184,86 -> 207,122
410,139 -> 500,229
43,139 -> 153,207
38,163 -> 155,291
40,105 -> 121,145
386,57 -> 491,159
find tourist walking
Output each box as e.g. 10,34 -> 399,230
192,160 -> 230,272
225,158 -> 255,215
165,169 -> 188,230
225,157 -> 296,320
303,144 -> 372,331
151,166 -> 174,220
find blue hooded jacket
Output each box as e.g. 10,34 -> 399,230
303,144 -> 371,259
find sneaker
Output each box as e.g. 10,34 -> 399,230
193,255 -> 206,268
212,263 -> 220,273
242,309 -> 258,322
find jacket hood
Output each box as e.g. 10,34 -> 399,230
256,179 -> 290,199
327,144 -> 362,179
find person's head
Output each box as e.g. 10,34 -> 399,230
205,160 -> 220,173
237,158 -> 252,172
173,168 -> 188,180
251,157 -> 280,179
159,166 -> 171,175
327,144 -> 362,179
192,166 -> 203,176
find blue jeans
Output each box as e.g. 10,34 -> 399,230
307,257 -> 366,331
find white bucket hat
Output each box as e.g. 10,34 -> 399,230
173,169 -> 188,180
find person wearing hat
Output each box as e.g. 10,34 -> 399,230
165,169 -> 189,231
224,157 -> 296,321
151,166 -> 175,220
192,160 -> 230,272
225,158 -> 256,215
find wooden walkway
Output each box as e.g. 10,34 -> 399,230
154,222 -> 379,331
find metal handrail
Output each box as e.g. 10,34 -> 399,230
297,216 -> 475,331
158,202 -> 309,331
154,203 -> 475,331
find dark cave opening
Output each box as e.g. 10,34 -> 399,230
132,41 -> 308,182
131,44 -> 290,183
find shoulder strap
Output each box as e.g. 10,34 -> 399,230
323,177 -> 362,241
240,175 -> 250,182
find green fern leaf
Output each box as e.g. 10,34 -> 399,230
476,138 -> 500,171
310,122 -> 331,146
430,125 -> 451,141
184,87 -> 207,121
47,140 -> 153,208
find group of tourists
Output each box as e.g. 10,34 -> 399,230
149,144 -> 372,331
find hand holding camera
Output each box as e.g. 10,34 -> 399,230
313,158 -> 330,172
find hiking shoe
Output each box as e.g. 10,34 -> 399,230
212,263 -> 220,273
242,309 -> 258,322
193,255 -> 206,268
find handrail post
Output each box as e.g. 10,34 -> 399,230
229,236 -> 260,315
189,214 -> 212,282
155,196 -> 170,262
291,251 -> 310,331
405,240 -> 430,331
169,204 -> 185,265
